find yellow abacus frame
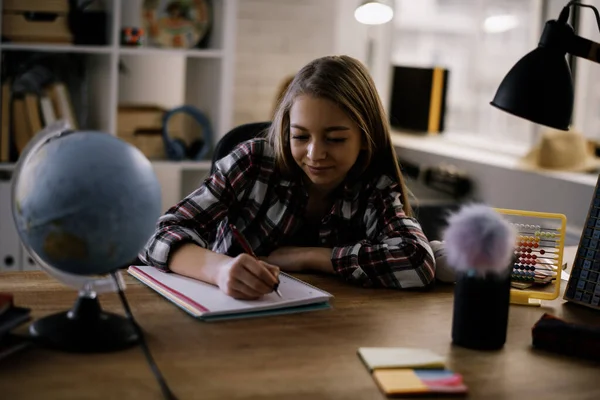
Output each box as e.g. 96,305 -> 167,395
494,208 -> 567,307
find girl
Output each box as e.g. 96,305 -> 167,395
139,55 -> 436,299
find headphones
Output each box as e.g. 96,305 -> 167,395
162,105 -> 213,161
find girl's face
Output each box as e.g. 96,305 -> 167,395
289,95 -> 364,195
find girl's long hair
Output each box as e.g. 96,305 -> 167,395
266,55 -> 413,216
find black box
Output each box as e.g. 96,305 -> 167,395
389,65 -> 449,134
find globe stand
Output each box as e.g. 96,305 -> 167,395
29,291 -> 139,353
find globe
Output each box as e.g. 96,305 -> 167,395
10,124 -> 163,353
13,129 -> 162,276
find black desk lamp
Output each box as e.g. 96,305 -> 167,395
490,1 -> 600,130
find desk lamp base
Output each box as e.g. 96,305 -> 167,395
29,295 -> 139,353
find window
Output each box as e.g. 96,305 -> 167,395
573,3 -> 600,142
390,0 -> 560,149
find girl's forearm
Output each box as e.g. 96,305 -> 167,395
169,243 -> 231,285
304,247 -> 334,273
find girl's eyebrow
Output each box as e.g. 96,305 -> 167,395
290,124 -> 350,132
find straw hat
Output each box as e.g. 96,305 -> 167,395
519,129 -> 600,172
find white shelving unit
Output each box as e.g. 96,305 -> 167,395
0,0 -> 238,211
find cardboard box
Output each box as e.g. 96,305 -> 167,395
2,0 -> 72,43
117,105 -> 166,160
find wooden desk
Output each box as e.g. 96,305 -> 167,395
1,247 -> 599,400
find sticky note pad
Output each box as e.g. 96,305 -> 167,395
357,347 -> 446,371
373,369 -> 468,396
373,369 -> 429,395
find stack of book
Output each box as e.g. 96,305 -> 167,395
0,81 -> 77,163
0,78 -> 78,163
0,293 -> 32,361
357,347 -> 468,396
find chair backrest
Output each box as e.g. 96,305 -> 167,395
210,121 -> 272,174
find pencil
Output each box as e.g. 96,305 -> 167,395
229,223 -> 282,297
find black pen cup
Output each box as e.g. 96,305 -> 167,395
451,269 -> 511,350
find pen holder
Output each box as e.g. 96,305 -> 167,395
451,268 -> 511,350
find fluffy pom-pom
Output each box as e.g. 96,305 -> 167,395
443,204 -> 516,275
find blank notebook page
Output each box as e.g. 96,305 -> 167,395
129,266 -> 332,317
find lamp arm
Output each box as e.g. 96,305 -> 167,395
568,2 -> 600,34
568,34 -> 600,64
558,2 -> 600,64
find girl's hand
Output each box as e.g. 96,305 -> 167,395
217,254 -> 280,300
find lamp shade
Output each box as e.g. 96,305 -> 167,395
490,47 -> 574,130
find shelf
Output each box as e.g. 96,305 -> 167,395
0,44 -> 224,59
151,160 -> 212,171
0,0 -> 236,213
0,44 -> 224,57
0,43 -> 113,54
0,164 -> 15,172
118,47 -> 223,58
0,161 -> 212,173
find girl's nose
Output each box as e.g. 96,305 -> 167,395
307,141 -> 326,160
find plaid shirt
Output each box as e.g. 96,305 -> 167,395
139,139 -> 436,289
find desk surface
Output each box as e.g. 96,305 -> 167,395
1,247 -> 599,400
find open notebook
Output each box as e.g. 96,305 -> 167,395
128,266 -> 334,321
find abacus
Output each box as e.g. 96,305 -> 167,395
494,208 -> 567,307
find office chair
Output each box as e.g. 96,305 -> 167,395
210,121 -> 272,174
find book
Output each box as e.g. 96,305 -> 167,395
45,82 -> 77,129
358,347 -> 446,371
0,334 -> 32,363
0,293 -> 12,315
372,369 -> 468,397
388,65 -> 449,134
39,95 -> 57,126
24,93 -> 42,135
0,293 -> 31,341
0,307 -> 31,339
12,97 -> 31,155
128,265 -> 334,321
0,81 -> 11,163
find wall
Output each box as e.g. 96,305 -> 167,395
333,0 -> 394,113
116,0 -> 391,130
394,140 -> 596,246
233,0 -> 337,126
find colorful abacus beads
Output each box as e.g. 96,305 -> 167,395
512,270 -> 535,281
535,231 -> 560,239
514,224 -> 541,232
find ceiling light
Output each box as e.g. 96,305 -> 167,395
354,1 -> 394,25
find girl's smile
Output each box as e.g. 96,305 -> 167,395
289,95 -> 364,195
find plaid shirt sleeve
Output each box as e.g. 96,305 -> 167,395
138,140 -> 260,271
331,175 -> 436,289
